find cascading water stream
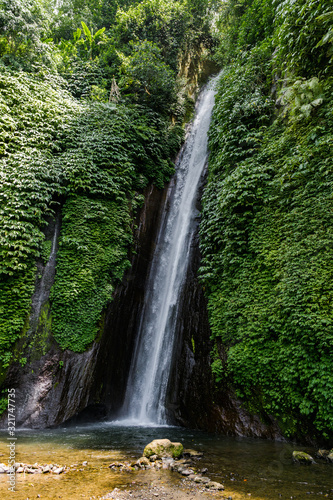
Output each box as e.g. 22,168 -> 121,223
120,75 -> 219,425
29,214 -> 60,334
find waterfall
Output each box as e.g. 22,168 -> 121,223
120,75 -> 219,425
29,214 -> 60,333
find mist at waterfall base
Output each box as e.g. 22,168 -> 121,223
118,75 -> 219,426
0,424 -> 332,499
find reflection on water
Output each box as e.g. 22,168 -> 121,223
0,423 -> 332,499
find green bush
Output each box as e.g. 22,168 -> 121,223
50,195 -> 132,351
201,0 -> 333,440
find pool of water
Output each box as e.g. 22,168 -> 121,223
0,423 -> 332,499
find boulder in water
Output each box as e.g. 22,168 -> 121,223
143,439 -> 183,459
292,451 -> 315,464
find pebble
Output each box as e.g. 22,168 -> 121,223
53,467 -> 64,474
0,462 -> 69,474
181,469 -> 193,476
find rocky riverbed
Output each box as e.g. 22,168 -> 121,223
0,429 -> 332,500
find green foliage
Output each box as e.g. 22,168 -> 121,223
214,0 -> 275,64
79,22 -> 107,60
316,10 -> 333,62
40,239 -> 53,264
119,40 -> 176,113
19,357 -> 27,366
49,0 -> 136,40
0,68 -> 77,371
49,0 -> 101,41
115,0 -> 192,70
0,396 -> 7,417
273,0 -> 332,78
279,77 -> 324,124
0,68 -> 78,276
202,0 -> 333,440
0,267 -> 35,369
61,59 -> 111,99
50,195 -> 132,351
57,101 -> 179,190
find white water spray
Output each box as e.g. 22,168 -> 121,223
121,76 -> 219,425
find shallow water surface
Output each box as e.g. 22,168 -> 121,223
0,424 -> 332,499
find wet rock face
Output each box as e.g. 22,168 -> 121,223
0,342 -> 100,428
206,392 -> 283,438
164,214 -> 214,428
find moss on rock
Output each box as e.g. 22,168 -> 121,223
143,439 -> 183,459
292,451 -> 315,464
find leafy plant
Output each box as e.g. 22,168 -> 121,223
0,60 -> 182,371
279,77 -> 324,123
273,0 -> 332,78
201,0 -> 333,441
80,21 -> 106,60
